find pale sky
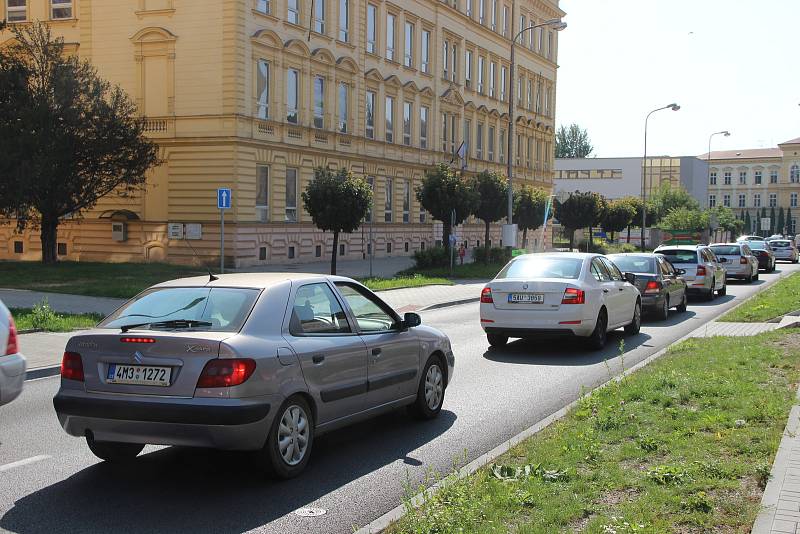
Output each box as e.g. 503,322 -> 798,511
556,0 -> 800,158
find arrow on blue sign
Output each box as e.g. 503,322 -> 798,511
217,188 -> 232,209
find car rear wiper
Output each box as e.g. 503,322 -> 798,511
120,320 -> 213,333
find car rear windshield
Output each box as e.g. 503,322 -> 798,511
749,241 -> 769,250
496,257 -> 583,279
656,250 -> 697,264
771,240 -> 791,248
100,287 -> 260,332
710,245 -> 740,256
608,256 -> 655,274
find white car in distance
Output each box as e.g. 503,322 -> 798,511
480,253 -> 642,350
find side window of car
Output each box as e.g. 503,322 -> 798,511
742,245 -> 751,255
658,258 -> 671,276
591,259 -> 612,282
289,283 -> 351,336
600,258 -> 623,281
335,283 -> 398,333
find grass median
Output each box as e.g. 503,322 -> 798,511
11,307 -> 102,332
360,275 -> 453,291
720,271 -> 800,322
389,331 -> 800,533
398,262 -> 505,280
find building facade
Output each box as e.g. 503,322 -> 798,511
0,0 -> 564,266
702,137 -> 800,236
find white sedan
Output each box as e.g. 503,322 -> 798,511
480,253 -> 642,350
0,299 -> 26,406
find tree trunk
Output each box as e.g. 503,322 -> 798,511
330,231 -> 339,275
610,230 -> 615,242
484,220 -> 490,261
522,227 -> 528,249
588,226 -> 594,248
443,221 -> 452,252
626,225 -> 631,244
568,228 -> 574,250
40,216 -> 58,264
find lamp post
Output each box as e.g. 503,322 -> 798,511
707,130 -> 730,241
640,103 -> 680,251
506,18 -> 567,250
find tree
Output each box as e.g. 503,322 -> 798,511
709,206 -> 742,242
601,199 -> 636,241
770,207 -> 777,234
514,185 -> 549,248
554,191 -> 605,249
471,171 -> 508,257
648,183 -> 700,223
0,22 -> 160,263
658,208 -> 709,232
787,207 -> 794,235
745,212 -> 752,235
777,207 -> 786,235
416,163 -> 480,252
761,208 -> 768,235
555,123 -> 594,158
302,167 -> 372,275
621,196 -> 654,243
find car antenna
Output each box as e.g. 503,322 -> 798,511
183,234 -> 219,282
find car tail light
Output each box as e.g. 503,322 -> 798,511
196,359 -> 256,388
61,352 -> 84,382
696,265 -> 707,276
561,287 -> 585,304
480,287 -> 493,303
740,256 -> 748,264
644,280 -> 660,294
120,337 -> 156,344
5,314 -> 18,355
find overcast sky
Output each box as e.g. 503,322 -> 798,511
556,0 -> 800,158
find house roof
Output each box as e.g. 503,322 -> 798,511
698,148 -> 783,160
779,136 -> 800,146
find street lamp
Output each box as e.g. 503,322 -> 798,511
506,18 -> 567,250
640,103 -> 680,251
707,130 -> 730,241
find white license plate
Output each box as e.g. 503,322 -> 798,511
107,364 -> 171,386
508,293 -> 545,304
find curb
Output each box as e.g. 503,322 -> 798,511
420,297 -> 480,311
25,366 -> 61,381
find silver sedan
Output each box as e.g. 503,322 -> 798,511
53,273 -> 454,478
0,299 -> 26,406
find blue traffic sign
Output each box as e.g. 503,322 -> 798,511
217,188 -> 232,209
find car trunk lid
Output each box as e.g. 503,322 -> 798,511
488,279 -> 573,311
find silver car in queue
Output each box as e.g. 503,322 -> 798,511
53,273 -> 455,478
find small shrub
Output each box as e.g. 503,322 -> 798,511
681,491 -> 713,513
755,462 -> 772,489
646,465 -> 692,485
31,299 -> 58,330
473,246 -> 511,264
637,436 -> 659,452
412,246 -> 449,269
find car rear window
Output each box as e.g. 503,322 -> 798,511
749,241 -> 769,250
710,245 -> 740,256
771,240 -> 791,248
656,250 -> 697,264
100,287 -> 260,332
608,255 -> 656,274
496,256 -> 583,279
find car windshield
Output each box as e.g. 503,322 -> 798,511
749,241 -> 769,250
608,255 -> 656,274
771,240 -> 791,248
496,256 -> 583,279
656,249 -> 697,264
100,287 -> 260,332
710,245 -> 740,256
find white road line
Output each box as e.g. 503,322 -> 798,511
0,455 -> 51,472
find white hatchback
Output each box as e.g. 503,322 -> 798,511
479,253 -> 642,350
0,299 -> 26,406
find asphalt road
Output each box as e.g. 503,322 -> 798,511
1,263 -> 798,534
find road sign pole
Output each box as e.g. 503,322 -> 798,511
220,208 -> 224,274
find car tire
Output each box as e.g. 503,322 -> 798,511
586,309 -> 608,351
754,270 -> 759,281
409,355 -> 446,420
625,301 -> 642,335
705,278 -> 716,301
718,281 -> 727,296
676,292 -> 688,313
487,333 -> 508,347
259,395 -> 314,479
86,435 -> 144,462
656,296 -> 669,321
745,271 -> 753,283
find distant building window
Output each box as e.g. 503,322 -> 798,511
313,0 -> 325,33
256,0 -> 270,14
499,129 -> 505,163
365,90 -> 375,139
723,171 -> 731,185
792,193 -> 798,208
421,30 -> 430,73
476,122 -> 483,160
366,4 -> 377,53
442,40 -> 449,80
384,177 -> 393,222
313,76 -> 325,129
502,5 -> 509,36
791,165 -> 800,183
739,170 -> 747,185
478,0 -> 485,24
51,0 -> 72,19
419,106 -> 428,149
387,242 -> 392,253
288,246 -> 295,259
465,50 -> 472,88
287,0 -> 299,24
57,243 -> 67,256
489,61 -> 496,98
339,243 -> 346,256
366,176 -> 375,222
13,241 -> 23,254
6,0 -> 26,21
402,180 -> 410,223
490,0 -> 497,30
709,171 -> 717,186
477,56 -> 484,94
338,83 -> 348,133
259,247 -> 268,261
286,68 -> 299,123
770,193 -> 777,208
405,242 -> 410,252
753,193 -> 761,208
708,195 -> 716,208
256,165 -> 269,222
285,168 -> 298,222
500,66 -> 507,101
771,169 -> 779,183
723,194 -> 730,207
256,59 -> 270,119
488,126 -> 495,162
754,170 -> 762,184
403,101 -> 412,146
338,0 -> 349,41
386,13 -> 396,61
403,22 -> 414,67
385,96 -> 394,143
738,194 -> 745,208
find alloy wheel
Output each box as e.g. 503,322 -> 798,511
277,404 -> 310,466
424,364 -> 444,410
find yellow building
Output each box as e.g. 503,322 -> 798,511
0,0 -> 563,266
703,137 -> 800,235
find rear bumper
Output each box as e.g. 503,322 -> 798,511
640,294 -> 664,310
53,390 -> 277,450
724,264 -> 751,278
756,257 -> 772,269
0,353 -> 26,406
484,326 -> 578,338
480,304 -> 596,338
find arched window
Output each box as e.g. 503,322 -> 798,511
790,164 -> 799,183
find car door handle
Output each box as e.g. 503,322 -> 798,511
603,288 -> 609,293
618,287 -> 625,291
372,348 -> 382,357
312,354 -> 325,364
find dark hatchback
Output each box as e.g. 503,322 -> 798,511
746,240 -> 776,272
607,253 -> 688,320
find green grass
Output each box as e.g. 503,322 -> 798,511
360,275 -> 453,291
11,307 -> 102,332
398,261 -> 506,280
0,261 -> 206,299
720,272 -> 800,322
388,331 -> 800,534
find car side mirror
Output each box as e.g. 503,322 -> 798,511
675,268 -> 686,275
623,272 -> 636,284
718,257 -> 727,263
403,312 -> 422,329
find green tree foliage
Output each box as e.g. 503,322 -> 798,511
658,208 -> 709,232
555,191 -> 606,249
416,163 -> 480,251
0,22 -> 160,263
601,199 -> 636,241
514,185 -> 549,248
471,171 -> 508,257
777,207 -> 785,235
710,206 -> 743,242
786,208 -> 793,235
302,167 -> 372,275
555,123 -> 594,158
648,183 -> 700,224
745,212 -> 752,234
770,207 -> 777,234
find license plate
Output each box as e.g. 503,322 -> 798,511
107,364 -> 171,386
508,293 -> 544,304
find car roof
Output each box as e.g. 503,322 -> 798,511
153,272 -> 356,290
605,252 -> 660,257
655,245 -> 702,251
514,252 -> 600,260
710,243 -> 741,247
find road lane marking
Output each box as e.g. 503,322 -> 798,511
0,455 -> 51,472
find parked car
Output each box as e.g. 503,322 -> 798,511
607,253 -> 688,320
653,245 -> 727,301
768,234 -> 785,241
53,273 -> 454,478
768,239 -> 799,263
709,243 -> 760,282
747,240 -> 776,271
0,299 -> 26,407
737,235 -> 766,243
479,253 -> 641,351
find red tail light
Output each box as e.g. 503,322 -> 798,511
740,256 -> 748,264
61,352 -> 84,382
5,314 -> 18,355
644,280 -> 660,294
696,265 -> 707,276
480,287 -> 494,303
197,359 -> 256,388
561,287 -> 585,304
120,337 -> 156,344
